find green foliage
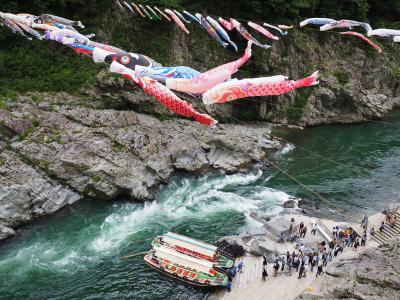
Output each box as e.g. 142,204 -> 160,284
287,90 -> 312,122
333,69 -> 350,86
112,143 -> 128,152
91,175 -> 102,182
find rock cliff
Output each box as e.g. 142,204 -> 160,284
0,93 -> 282,241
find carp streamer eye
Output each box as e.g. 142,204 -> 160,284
121,55 -> 131,65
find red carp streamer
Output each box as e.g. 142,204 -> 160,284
110,61 -> 217,126
340,31 -> 382,53
203,71 -> 319,105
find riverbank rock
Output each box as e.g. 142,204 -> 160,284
216,236 -> 246,257
0,98 -> 283,242
303,237 -> 400,299
247,238 -> 274,258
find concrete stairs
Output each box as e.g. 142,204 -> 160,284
371,213 -> 400,245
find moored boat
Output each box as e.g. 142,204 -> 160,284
144,232 -> 234,287
152,232 -> 234,269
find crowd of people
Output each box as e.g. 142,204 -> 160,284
226,211 -> 397,292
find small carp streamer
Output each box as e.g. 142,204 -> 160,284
132,3 -> 145,17
367,28 -> 400,38
139,5 -> 153,19
278,25 -> 293,30
0,14 -> 32,39
263,23 -> 287,35
202,71 -> 319,105
124,2 -> 136,15
92,48 -> 160,67
247,21 -> 279,40
165,9 -> 189,34
196,14 -> 228,48
300,18 -> 336,27
232,19 -> 271,49
45,28 -> 90,45
166,41 -> 253,94
154,7 -> 170,21
206,16 -> 237,51
320,20 -> 372,32
110,61 -> 218,127
174,10 -> 190,24
147,6 -> 161,20
39,14 -> 84,28
218,17 -> 234,31
183,11 -> 200,24
340,32 -> 382,53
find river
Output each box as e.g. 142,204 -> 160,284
1,111 -> 399,300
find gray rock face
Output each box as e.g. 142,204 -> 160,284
0,150 -> 81,240
0,97 -> 282,242
314,237 -> 400,299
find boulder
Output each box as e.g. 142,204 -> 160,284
247,238 -> 274,259
283,199 -> 296,208
216,235 -> 246,258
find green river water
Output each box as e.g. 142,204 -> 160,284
1,111 -> 399,300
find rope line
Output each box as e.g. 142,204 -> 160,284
264,157 -> 346,213
273,136 -> 367,177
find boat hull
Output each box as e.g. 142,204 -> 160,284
144,259 -> 224,288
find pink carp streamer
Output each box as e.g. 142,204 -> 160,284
165,9 -> 189,34
110,61 -> 217,126
203,71 -> 319,105
247,21 -> 279,40
218,17 -> 234,31
166,41 -> 253,94
340,32 -> 382,53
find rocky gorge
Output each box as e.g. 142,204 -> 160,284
1,8 -> 400,243
0,92 -> 283,241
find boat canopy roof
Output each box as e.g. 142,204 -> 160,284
163,232 -> 217,257
154,245 -> 214,275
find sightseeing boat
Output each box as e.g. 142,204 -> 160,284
152,232 -> 235,269
144,232 -> 234,287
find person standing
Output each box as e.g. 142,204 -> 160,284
363,217 -> 369,230
310,258 -> 316,273
311,223 -> 318,235
298,263 -> 305,279
361,232 -> 367,246
332,226 -> 338,237
361,215 -> 367,228
262,268 -> 268,282
273,260 -> 279,277
353,239 -> 360,251
299,221 -> 304,234
370,227 -> 375,239
237,261 -> 244,273
280,256 -> 286,272
379,221 -> 385,233
287,256 -> 292,276
316,264 -> 323,277
227,281 -> 232,292
301,226 -> 308,238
